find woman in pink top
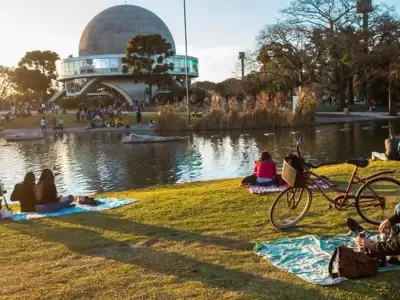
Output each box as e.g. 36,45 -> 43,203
253,151 -> 277,186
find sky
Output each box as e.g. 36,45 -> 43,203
0,0 -> 398,82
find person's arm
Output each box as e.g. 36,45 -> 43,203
253,162 -> 258,175
272,162 -> 277,176
49,183 -> 58,202
384,139 -> 391,155
10,184 -> 20,202
367,236 -> 400,256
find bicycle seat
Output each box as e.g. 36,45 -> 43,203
345,157 -> 369,168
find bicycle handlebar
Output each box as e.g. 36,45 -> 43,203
295,137 -> 338,169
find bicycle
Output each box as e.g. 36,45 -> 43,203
269,137 -> 400,229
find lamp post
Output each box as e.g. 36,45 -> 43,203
183,0 -> 190,125
239,52 -> 245,80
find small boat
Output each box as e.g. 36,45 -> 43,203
122,133 -> 186,144
264,133 -> 275,136
5,132 -> 44,142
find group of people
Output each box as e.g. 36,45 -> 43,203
9,169 -> 74,213
40,116 -> 64,132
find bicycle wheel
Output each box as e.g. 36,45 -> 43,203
355,177 -> 400,225
269,186 -> 312,229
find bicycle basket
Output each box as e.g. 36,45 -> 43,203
282,156 -> 308,188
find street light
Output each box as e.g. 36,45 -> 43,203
183,0 -> 190,125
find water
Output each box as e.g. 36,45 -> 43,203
0,120 -> 394,195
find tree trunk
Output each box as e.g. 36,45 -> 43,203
337,63 -> 346,111
148,84 -> 153,104
348,76 -> 354,105
388,72 -> 397,116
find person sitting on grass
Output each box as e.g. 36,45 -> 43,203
10,172 -> 37,213
371,130 -> 400,161
253,151 -> 280,187
35,169 -> 74,213
347,214 -> 400,265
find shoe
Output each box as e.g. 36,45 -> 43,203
388,256 -> 400,265
346,217 -> 365,234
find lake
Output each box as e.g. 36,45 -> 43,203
0,120 -> 394,195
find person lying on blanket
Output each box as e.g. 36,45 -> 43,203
253,151 -> 282,187
346,209 -> 400,265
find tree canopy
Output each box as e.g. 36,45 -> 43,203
122,34 -> 174,102
12,50 -> 60,98
254,0 -> 400,112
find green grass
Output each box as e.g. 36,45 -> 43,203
0,113 -> 157,130
1,162 -> 400,299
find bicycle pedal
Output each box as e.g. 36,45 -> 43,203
328,204 -> 334,211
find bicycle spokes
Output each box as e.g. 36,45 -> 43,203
286,189 -> 304,210
357,178 -> 400,224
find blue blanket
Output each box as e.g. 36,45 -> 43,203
11,198 -> 137,221
255,234 -> 400,285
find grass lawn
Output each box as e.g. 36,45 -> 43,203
0,113 -> 157,130
1,162 -> 400,299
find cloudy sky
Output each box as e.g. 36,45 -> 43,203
0,0 -> 398,82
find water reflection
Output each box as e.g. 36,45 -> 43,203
0,120 -> 393,194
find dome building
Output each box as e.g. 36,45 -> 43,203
54,5 -> 199,104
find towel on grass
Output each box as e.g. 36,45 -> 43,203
255,234 -> 400,285
11,197 -> 137,221
248,178 -> 335,194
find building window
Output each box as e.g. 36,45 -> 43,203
93,59 -> 102,73
109,58 -> 119,72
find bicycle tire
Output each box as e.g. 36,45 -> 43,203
355,176 -> 400,225
269,186 -> 312,229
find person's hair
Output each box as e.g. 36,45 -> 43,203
258,151 -> 272,163
23,172 -> 35,184
39,168 -> 55,183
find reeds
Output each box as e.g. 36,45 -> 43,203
155,100 -> 189,131
155,88 -> 317,131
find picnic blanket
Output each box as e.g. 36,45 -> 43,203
10,197 -> 137,221
248,178 -> 335,194
255,234 -> 400,285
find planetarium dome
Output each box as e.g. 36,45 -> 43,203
79,4 -> 176,56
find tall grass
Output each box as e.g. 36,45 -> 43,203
292,86 -> 317,126
155,88 -> 317,131
155,100 -> 189,131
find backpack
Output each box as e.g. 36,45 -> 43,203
328,246 -> 378,279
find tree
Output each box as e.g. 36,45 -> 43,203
17,50 -> 60,98
0,66 -> 14,103
12,67 -> 49,96
191,81 -> 216,91
123,34 -> 174,103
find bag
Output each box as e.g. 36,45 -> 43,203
240,174 -> 257,186
78,196 -> 99,206
328,246 -> 378,279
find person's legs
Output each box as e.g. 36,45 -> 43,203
35,195 -> 74,213
371,152 -> 388,161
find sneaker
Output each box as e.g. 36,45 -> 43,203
346,217 -> 365,234
387,256 -> 400,265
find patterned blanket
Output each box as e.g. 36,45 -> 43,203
247,178 -> 335,194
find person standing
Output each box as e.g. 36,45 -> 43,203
136,106 -> 142,125
58,117 -> 64,132
40,117 -> 47,132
